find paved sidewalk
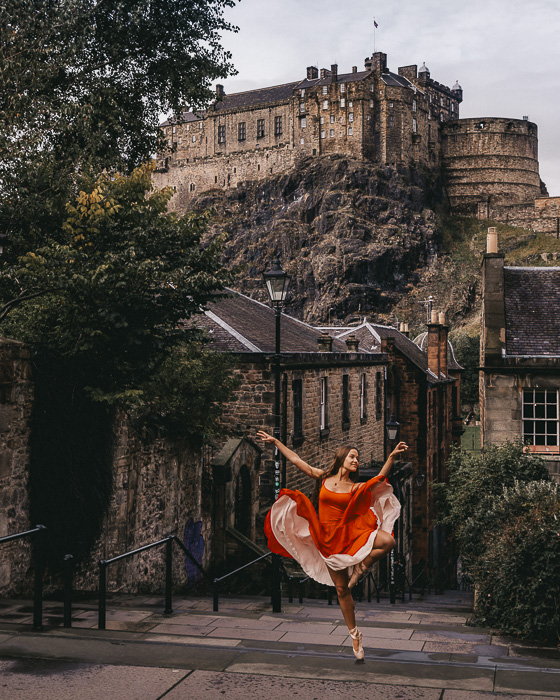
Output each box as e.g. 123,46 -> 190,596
0,591 -> 559,699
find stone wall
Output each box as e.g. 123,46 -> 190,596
483,196 -> 560,237
0,340 -> 34,594
442,118 -> 541,216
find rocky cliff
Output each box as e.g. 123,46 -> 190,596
194,155 -> 444,324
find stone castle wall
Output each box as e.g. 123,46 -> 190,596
442,118 -> 541,216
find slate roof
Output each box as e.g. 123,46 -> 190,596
504,267 -> 560,356
195,290 -> 350,354
319,322 -> 460,381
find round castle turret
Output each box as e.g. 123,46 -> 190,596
441,117 -> 541,215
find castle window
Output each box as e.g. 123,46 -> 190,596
348,112 -> 354,122
320,130 -> 326,139
322,85 -> 328,95
218,125 -> 226,143
412,99 -> 417,112
412,118 -> 417,133
348,101 -> 353,108
440,96 -> 444,106
257,119 -> 265,138
215,176 -> 218,183
440,113 -> 444,122
370,99 -> 374,108
178,137 -> 182,145
186,124 -> 190,131
192,135 -> 196,142
329,129 -> 334,137
300,88 -> 305,97
322,100 -> 329,110
348,127 -> 353,136
238,121 -> 246,141
300,103 -> 305,113
320,117 -> 325,124
370,83 -> 374,91
451,102 -> 455,113
375,372 -> 383,419
330,115 -> 335,123
340,83 -> 346,93
274,116 -> 282,136
189,183 -> 196,191
300,116 -> 307,128
172,126 -> 176,133
300,137 -> 304,144
167,138 -> 171,146
340,98 -> 346,108
389,114 -> 395,127
523,389 -> 559,449
199,121 -> 203,129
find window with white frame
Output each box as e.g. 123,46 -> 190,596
412,117 -> 417,133
340,98 -> 346,108
300,116 -> 307,128
330,115 -> 335,123
322,85 -> 328,95
300,103 -> 305,113
199,121 -> 203,129
523,389 -> 559,449
340,83 -> 346,93
348,112 -> 354,122
192,135 -> 196,142
370,99 -> 374,108
320,116 -> 325,124
300,88 -> 305,98
348,127 -> 353,136
172,126 -> 176,133
348,101 -> 353,108
186,124 -> 190,131
320,130 -> 326,138
320,377 -> 328,430
329,129 -> 334,137
178,137 -> 182,145
322,100 -> 329,110
412,99 -> 417,112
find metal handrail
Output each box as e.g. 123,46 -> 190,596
98,534 -> 208,629
0,525 -> 46,630
212,552 -> 271,611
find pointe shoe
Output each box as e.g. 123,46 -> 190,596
348,561 -> 368,589
349,626 -> 364,662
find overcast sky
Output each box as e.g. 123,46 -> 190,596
219,0 -> 560,195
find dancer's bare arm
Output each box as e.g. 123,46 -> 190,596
378,441 -> 408,478
256,430 -> 324,480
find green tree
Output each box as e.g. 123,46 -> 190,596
0,0 -> 237,255
1,167 -> 237,561
435,441 -> 550,569
474,480 -> 560,642
450,331 -> 479,415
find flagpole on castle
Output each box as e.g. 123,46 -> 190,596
373,18 -> 379,53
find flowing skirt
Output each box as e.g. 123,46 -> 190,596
265,476 -> 401,586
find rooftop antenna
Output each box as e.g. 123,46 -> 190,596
419,295 -> 434,324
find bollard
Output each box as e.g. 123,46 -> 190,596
63,554 -> 73,628
164,537 -> 173,615
98,562 -> 107,630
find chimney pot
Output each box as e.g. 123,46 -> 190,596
438,312 -> 446,325
487,227 -> 498,254
430,310 -> 438,324
317,332 -> 333,352
352,66 -> 358,73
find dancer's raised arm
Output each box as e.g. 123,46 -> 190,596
257,430 -> 324,480
378,441 -> 408,478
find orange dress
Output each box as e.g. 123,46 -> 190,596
265,475 -> 400,586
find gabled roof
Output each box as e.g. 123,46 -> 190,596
196,290 -> 350,354
504,267 -> 560,356
213,82 -> 300,112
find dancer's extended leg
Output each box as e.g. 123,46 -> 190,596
348,530 -> 396,588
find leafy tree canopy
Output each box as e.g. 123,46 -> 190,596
435,441 -> 550,568
0,0 -> 237,253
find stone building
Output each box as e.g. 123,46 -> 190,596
153,51 -> 463,211
320,319 -> 462,587
480,229 -> 560,482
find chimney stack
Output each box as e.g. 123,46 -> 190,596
215,84 -> 225,98
487,226 -> 498,254
427,313 -> 441,376
306,66 -> 318,80
331,64 -> 338,82
352,66 -> 358,73
317,332 -> 333,352
438,314 -> 448,377
345,334 -> 359,352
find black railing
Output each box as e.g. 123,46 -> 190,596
0,525 -> 47,631
212,552 -> 272,612
98,534 -> 210,630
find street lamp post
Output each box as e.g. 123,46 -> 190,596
263,257 -> 290,614
385,414 -> 400,605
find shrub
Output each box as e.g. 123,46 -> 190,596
473,480 -> 560,642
